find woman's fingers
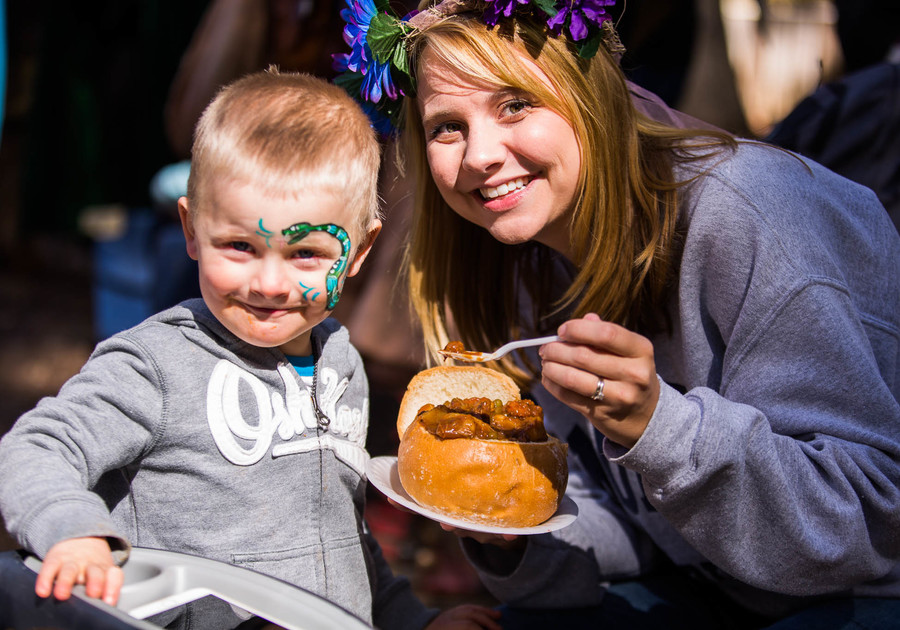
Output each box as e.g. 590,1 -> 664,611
439,523 -> 522,547
555,313 -> 652,364
541,314 -> 660,448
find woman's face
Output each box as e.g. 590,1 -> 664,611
417,48 -> 581,258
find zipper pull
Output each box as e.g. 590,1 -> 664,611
310,359 -> 330,429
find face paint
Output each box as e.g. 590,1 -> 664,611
298,280 -> 322,304
282,222 -> 352,310
256,218 -> 275,248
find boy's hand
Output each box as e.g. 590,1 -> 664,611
36,536 -> 124,606
425,604 -> 503,629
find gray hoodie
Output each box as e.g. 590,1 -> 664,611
0,300 -> 436,629
463,142 -> 900,619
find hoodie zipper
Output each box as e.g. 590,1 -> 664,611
309,345 -> 330,429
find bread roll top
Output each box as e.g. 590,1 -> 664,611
396,366 -> 520,439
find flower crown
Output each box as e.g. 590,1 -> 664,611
333,0 -> 620,134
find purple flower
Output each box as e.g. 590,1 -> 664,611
547,0 -> 614,40
332,51 -> 351,73
482,0 -> 531,26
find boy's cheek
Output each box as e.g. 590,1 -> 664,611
298,276 -> 327,306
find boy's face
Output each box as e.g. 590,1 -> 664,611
178,177 -> 380,356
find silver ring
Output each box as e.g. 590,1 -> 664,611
590,378 -> 605,401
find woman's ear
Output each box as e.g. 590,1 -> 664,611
347,219 -> 383,278
178,197 -> 199,261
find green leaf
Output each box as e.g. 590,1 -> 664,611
532,0 -> 558,17
334,70 -> 364,96
391,39 -> 410,75
368,12 -> 404,64
576,31 -> 602,59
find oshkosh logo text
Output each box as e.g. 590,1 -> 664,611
206,360 -> 368,473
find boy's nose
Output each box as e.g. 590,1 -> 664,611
251,258 -> 292,298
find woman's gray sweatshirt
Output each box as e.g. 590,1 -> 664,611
463,142 -> 900,618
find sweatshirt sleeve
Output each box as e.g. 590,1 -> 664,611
459,414 -> 662,607
596,146 -> 900,598
365,527 -> 439,630
606,263 -> 900,596
0,335 -> 165,562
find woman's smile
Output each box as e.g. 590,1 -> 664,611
479,176 -> 531,200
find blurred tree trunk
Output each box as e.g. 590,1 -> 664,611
678,0 -> 752,136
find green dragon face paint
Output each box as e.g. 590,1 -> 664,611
282,222 -> 352,310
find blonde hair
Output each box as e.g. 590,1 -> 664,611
188,68 -> 382,240
403,12 -> 735,383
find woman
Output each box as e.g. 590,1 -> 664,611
336,0 -> 900,627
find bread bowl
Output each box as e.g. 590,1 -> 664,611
395,366 -> 568,528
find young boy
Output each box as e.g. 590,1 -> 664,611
0,70 -> 500,630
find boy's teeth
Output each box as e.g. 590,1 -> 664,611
481,178 -> 527,199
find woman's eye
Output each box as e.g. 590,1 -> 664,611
430,121 -> 463,139
502,99 -> 531,118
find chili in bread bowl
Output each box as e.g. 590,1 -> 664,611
396,366 -> 568,528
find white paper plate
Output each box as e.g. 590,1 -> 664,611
366,456 -> 578,535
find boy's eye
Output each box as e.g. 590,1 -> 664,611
230,241 -> 253,252
291,232 -> 343,260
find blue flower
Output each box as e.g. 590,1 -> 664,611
333,55 -> 400,135
340,0 -> 377,71
361,55 -> 399,103
547,0 -> 614,40
337,0 -> 403,105
332,51 -> 352,74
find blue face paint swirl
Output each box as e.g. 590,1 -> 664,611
256,218 -> 275,248
282,222 -> 352,310
298,280 -> 322,304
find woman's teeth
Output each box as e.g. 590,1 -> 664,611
480,178 -> 528,199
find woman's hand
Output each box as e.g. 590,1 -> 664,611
540,313 -> 660,448
35,536 -> 123,606
437,522 -> 524,549
387,497 -> 524,548
426,603 -> 503,629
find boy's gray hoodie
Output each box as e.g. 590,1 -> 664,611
0,299 -> 436,630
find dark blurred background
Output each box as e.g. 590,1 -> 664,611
0,0 -> 898,613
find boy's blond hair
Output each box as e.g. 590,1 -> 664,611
187,68 -> 382,241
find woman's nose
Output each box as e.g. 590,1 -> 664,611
461,123 -> 506,174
